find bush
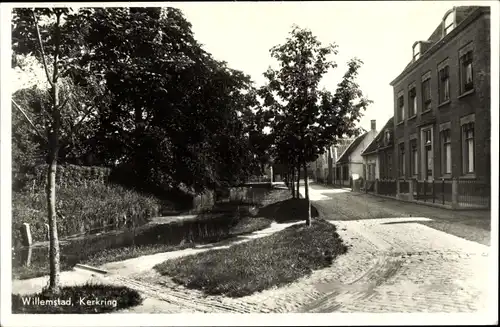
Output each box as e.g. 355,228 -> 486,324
12,182 -> 162,246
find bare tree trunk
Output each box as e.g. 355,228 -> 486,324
304,161 -> 311,226
296,164 -> 300,199
290,167 -> 296,198
47,140 -> 61,293
46,11 -> 62,294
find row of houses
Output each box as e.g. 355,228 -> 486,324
303,5 -> 491,208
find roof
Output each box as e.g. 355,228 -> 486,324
336,132 -> 369,164
390,6 -> 488,86
361,117 -> 394,156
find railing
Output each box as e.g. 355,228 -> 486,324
457,179 -> 490,208
399,179 -> 410,194
378,179 -> 397,196
415,179 -> 452,205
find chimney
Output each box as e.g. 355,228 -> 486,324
370,120 -> 376,131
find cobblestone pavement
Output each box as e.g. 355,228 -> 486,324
105,184 -> 493,314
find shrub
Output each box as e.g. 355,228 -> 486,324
12,182 -> 162,246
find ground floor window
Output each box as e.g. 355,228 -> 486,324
422,128 -> 433,179
462,123 -> 475,174
441,129 -> 452,175
410,139 -> 418,176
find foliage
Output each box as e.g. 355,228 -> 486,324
11,181 -> 163,246
154,219 -> 348,298
260,25 -> 372,181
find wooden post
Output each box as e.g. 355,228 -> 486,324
452,178 -> 459,209
408,179 -> 414,201
20,223 -> 32,247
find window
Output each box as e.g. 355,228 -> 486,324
422,74 -> 432,112
423,128 -> 433,179
410,140 -> 418,176
438,66 -> 450,103
460,51 -> 473,94
441,129 -> 452,175
462,123 -> 475,174
397,95 -> 405,122
399,143 -> 406,177
443,10 -> 456,36
413,43 -> 421,61
409,87 -> 417,117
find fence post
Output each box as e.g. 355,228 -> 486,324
45,223 -> 50,241
20,223 -> 32,247
452,178 -> 459,209
408,179 -> 414,201
442,179 -> 445,205
374,179 -> 379,194
396,179 -> 401,199
432,180 -> 435,203
423,180 -> 427,202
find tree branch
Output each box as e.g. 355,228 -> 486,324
12,99 -> 49,143
32,10 -> 54,87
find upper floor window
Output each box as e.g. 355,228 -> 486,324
397,94 -> 405,122
421,72 -> 432,112
413,43 -> 421,61
443,9 -> 456,36
460,51 -> 474,94
438,65 -> 450,103
408,86 -> 417,117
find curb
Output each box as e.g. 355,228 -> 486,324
74,263 -> 108,275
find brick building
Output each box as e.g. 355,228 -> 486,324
389,6 -> 490,183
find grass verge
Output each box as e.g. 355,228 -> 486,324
154,219 -> 348,298
12,283 -> 142,313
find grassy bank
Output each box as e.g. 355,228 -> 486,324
154,219 -> 348,298
13,188 -> 291,280
12,283 -> 142,313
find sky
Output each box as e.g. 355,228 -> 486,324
170,1 -> 489,132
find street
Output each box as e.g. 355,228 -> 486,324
295,182 -> 492,313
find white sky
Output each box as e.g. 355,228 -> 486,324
171,1 -> 490,132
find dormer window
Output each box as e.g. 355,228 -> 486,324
413,42 -> 421,61
443,9 -> 456,36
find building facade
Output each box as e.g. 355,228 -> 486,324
361,117 -> 395,181
335,120 -> 378,184
389,6 -> 490,183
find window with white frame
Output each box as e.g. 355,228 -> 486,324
413,42 -> 421,61
441,129 -> 452,175
443,9 -> 456,36
409,86 -> 417,117
438,65 -> 450,103
462,123 -> 475,174
460,50 -> 474,94
421,72 -> 432,112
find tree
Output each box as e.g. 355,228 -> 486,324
261,26 -> 371,226
12,8 -> 107,293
